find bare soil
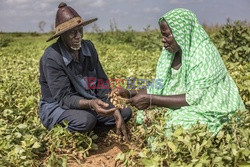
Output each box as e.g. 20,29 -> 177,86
67,130 -> 135,167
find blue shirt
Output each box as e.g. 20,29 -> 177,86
39,38 -> 111,129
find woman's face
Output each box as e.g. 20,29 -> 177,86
160,20 -> 181,54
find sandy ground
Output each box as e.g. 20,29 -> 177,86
83,143 -> 128,167
67,130 -> 134,167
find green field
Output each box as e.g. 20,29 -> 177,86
0,20 -> 249,166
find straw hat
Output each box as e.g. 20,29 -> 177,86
46,2 -> 97,42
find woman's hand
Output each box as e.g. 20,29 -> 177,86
89,99 -> 116,116
113,109 -> 129,142
126,93 -> 150,110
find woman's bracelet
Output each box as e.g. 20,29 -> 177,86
127,89 -> 132,99
149,94 -> 152,108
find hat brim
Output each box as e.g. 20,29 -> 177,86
46,18 -> 98,42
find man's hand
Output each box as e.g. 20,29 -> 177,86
113,88 -> 130,99
113,109 -> 129,142
90,99 -> 116,116
126,94 -> 150,110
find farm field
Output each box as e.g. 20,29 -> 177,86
0,21 -> 249,166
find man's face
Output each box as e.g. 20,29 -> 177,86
160,20 -> 180,54
61,25 -> 83,51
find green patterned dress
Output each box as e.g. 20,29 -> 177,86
147,8 -> 245,135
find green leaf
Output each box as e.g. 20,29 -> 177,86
178,136 -> 184,142
232,144 -> 238,156
138,151 -> 147,158
223,156 -> 232,161
14,132 -> 22,138
141,156 -> 160,167
214,157 -> 222,162
226,134 -> 231,142
3,109 -> 13,117
116,153 -> 125,161
91,143 -> 98,150
216,131 -> 224,140
91,134 -> 98,140
32,142 -> 41,149
173,128 -> 184,137
62,156 -> 68,167
167,141 -> 177,153
239,162 -> 250,167
194,163 -> 203,167
17,123 -> 27,129
20,156 -> 26,160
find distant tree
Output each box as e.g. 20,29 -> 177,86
110,18 -> 118,32
38,21 -> 46,32
50,23 -> 55,33
92,23 -> 102,33
143,25 -> 151,32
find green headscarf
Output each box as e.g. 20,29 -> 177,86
148,8 -> 227,97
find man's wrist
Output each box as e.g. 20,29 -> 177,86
88,99 -> 94,110
113,109 -> 121,118
79,99 -> 96,109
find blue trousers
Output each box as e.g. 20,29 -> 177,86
56,107 -> 132,132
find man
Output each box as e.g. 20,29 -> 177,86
39,2 -> 131,140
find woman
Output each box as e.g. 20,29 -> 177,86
117,8 -> 245,135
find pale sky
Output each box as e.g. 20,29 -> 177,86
0,0 -> 249,32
